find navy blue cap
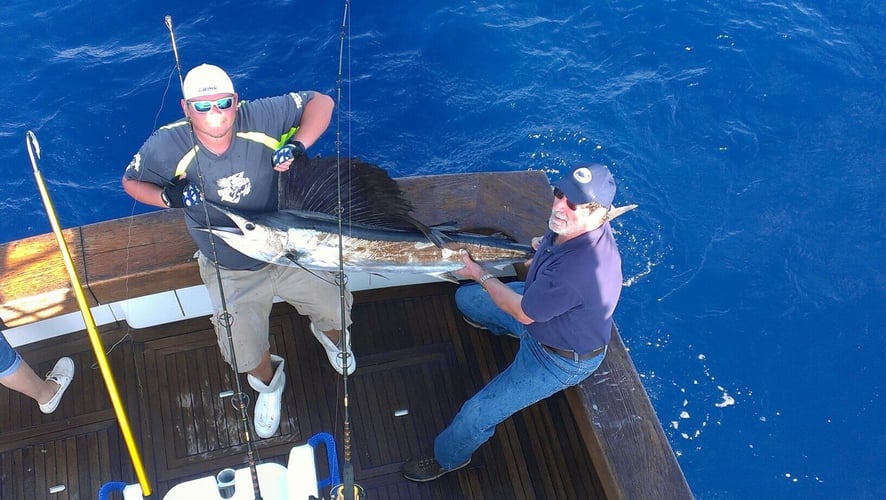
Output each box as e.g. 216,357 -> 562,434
554,163 -> 616,208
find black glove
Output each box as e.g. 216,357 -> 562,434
161,177 -> 202,208
273,140 -> 307,167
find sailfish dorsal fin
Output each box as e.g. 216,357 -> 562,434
279,156 -> 436,237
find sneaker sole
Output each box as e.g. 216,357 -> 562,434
461,315 -> 488,330
462,316 -> 520,339
403,458 -> 471,482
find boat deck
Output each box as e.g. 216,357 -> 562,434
0,170 -> 691,499
1,281 -> 606,499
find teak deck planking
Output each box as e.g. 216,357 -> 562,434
2,283 -> 605,499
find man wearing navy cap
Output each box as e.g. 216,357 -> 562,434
403,163 -> 632,481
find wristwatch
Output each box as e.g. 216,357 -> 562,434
479,273 -> 495,290
160,190 -> 171,207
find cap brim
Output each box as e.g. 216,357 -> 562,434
554,180 -> 595,205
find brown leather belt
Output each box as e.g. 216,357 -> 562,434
545,344 -> 606,362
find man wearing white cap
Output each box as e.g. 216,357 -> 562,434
122,64 -> 354,439
403,163 -> 632,481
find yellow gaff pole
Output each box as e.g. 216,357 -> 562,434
25,131 -> 152,497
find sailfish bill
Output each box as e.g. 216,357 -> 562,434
203,156 -> 534,281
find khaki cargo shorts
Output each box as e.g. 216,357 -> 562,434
197,252 -> 353,372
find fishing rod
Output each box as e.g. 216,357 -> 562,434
331,2 -> 364,500
25,130 -> 152,496
164,15 -> 265,500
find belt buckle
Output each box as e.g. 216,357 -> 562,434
545,344 -> 577,360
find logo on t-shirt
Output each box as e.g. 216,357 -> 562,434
126,153 -> 142,174
216,172 -> 252,203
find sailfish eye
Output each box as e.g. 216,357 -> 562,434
245,223 -> 255,231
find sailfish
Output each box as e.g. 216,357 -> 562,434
205,156 -> 534,281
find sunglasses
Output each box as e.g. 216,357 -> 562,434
189,96 -> 235,113
553,187 -> 579,211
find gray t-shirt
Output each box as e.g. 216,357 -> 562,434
124,91 -> 315,269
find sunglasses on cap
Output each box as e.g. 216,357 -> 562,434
189,96 -> 235,113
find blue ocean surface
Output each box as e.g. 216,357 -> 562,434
1,1 -> 883,498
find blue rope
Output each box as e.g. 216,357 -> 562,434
308,432 -> 340,488
97,481 -> 128,499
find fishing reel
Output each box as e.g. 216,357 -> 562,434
309,483 -> 365,500
331,483 -> 366,500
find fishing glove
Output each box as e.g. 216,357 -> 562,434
273,140 -> 306,168
161,177 -> 202,208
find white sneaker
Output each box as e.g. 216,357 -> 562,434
310,323 -> 355,375
40,357 -> 75,414
247,354 -> 286,439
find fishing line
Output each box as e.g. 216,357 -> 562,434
108,63 -> 181,388
164,15 -> 265,500
112,62 -> 183,398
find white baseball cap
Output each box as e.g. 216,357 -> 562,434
182,64 -> 235,100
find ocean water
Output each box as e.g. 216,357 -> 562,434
1,1 -> 883,498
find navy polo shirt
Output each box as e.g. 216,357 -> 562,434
521,222 -> 623,354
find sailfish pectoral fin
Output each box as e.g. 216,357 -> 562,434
284,252 -> 302,265
424,228 -> 450,248
428,271 -> 461,284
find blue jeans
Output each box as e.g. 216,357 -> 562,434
0,332 -> 23,377
434,283 -> 606,468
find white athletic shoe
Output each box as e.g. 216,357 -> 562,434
247,355 -> 286,439
310,323 -> 356,376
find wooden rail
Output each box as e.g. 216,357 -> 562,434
568,326 -> 693,499
0,171 -> 550,328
